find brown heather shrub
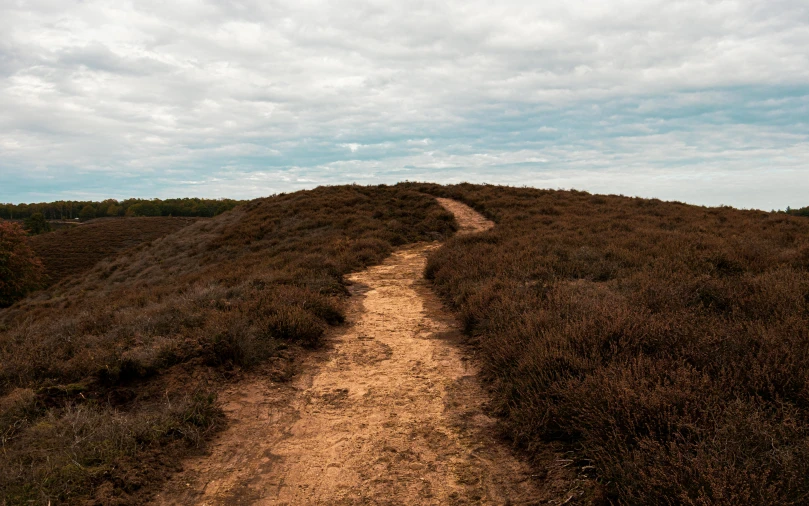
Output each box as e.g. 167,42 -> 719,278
0,221 -> 45,307
28,216 -> 200,285
0,184 -> 455,504
0,391 -> 221,505
406,183 -> 809,505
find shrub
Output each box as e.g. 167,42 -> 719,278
23,213 -> 51,235
0,389 -> 221,504
78,204 -> 96,221
29,216 -> 199,285
0,221 -> 44,307
0,184 -> 455,502
410,183 -> 809,505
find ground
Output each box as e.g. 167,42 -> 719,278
153,199 -> 579,505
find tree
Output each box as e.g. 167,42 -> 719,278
0,221 -> 44,307
23,213 -> 52,235
125,201 -> 160,217
105,204 -> 122,217
78,204 -> 96,221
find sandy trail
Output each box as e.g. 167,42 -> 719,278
154,200 -> 558,505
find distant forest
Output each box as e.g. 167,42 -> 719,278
0,197 -> 245,221
788,206 -> 809,217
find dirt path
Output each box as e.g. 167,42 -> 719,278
154,200 -> 568,505
435,198 -> 492,236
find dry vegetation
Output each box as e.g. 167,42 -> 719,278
0,222 -> 45,307
5,181 -> 807,505
407,183 -> 809,505
29,217 -> 201,285
0,185 -> 455,505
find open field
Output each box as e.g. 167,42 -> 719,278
411,183 -> 809,505
29,217 -> 202,285
0,186 -> 455,505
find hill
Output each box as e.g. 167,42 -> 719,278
29,217 -> 202,285
0,185 -> 455,505
3,183 -> 809,505
409,183 -> 809,505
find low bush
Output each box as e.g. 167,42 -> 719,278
0,221 -> 44,307
409,183 -> 809,505
0,390 -> 220,505
0,184 -> 455,504
23,213 -> 51,235
29,216 -> 200,285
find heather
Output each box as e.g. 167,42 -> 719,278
29,216 -> 200,285
0,222 -> 45,307
411,183 -> 809,505
0,185 -> 455,504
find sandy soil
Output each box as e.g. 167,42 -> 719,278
154,199 -> 579,505
435,198 -> 493,236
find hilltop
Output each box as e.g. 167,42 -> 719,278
415,183 -> 809,504
1,183 -> 808,505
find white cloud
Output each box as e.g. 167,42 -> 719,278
0,0 -> 808,207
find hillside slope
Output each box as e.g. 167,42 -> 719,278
0,185 -> 455,505
29,217 -> 201,284
410,183 -> 809,505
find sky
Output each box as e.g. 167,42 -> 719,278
1,0 -> 808,209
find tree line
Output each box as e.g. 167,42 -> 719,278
787,206 -> 809,217
0,197 -> 245,221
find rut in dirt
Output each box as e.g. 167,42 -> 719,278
154,199 -> 561,505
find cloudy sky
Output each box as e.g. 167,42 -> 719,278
1,0 -> 807,209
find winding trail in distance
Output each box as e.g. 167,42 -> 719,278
155,199 -> 572,505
